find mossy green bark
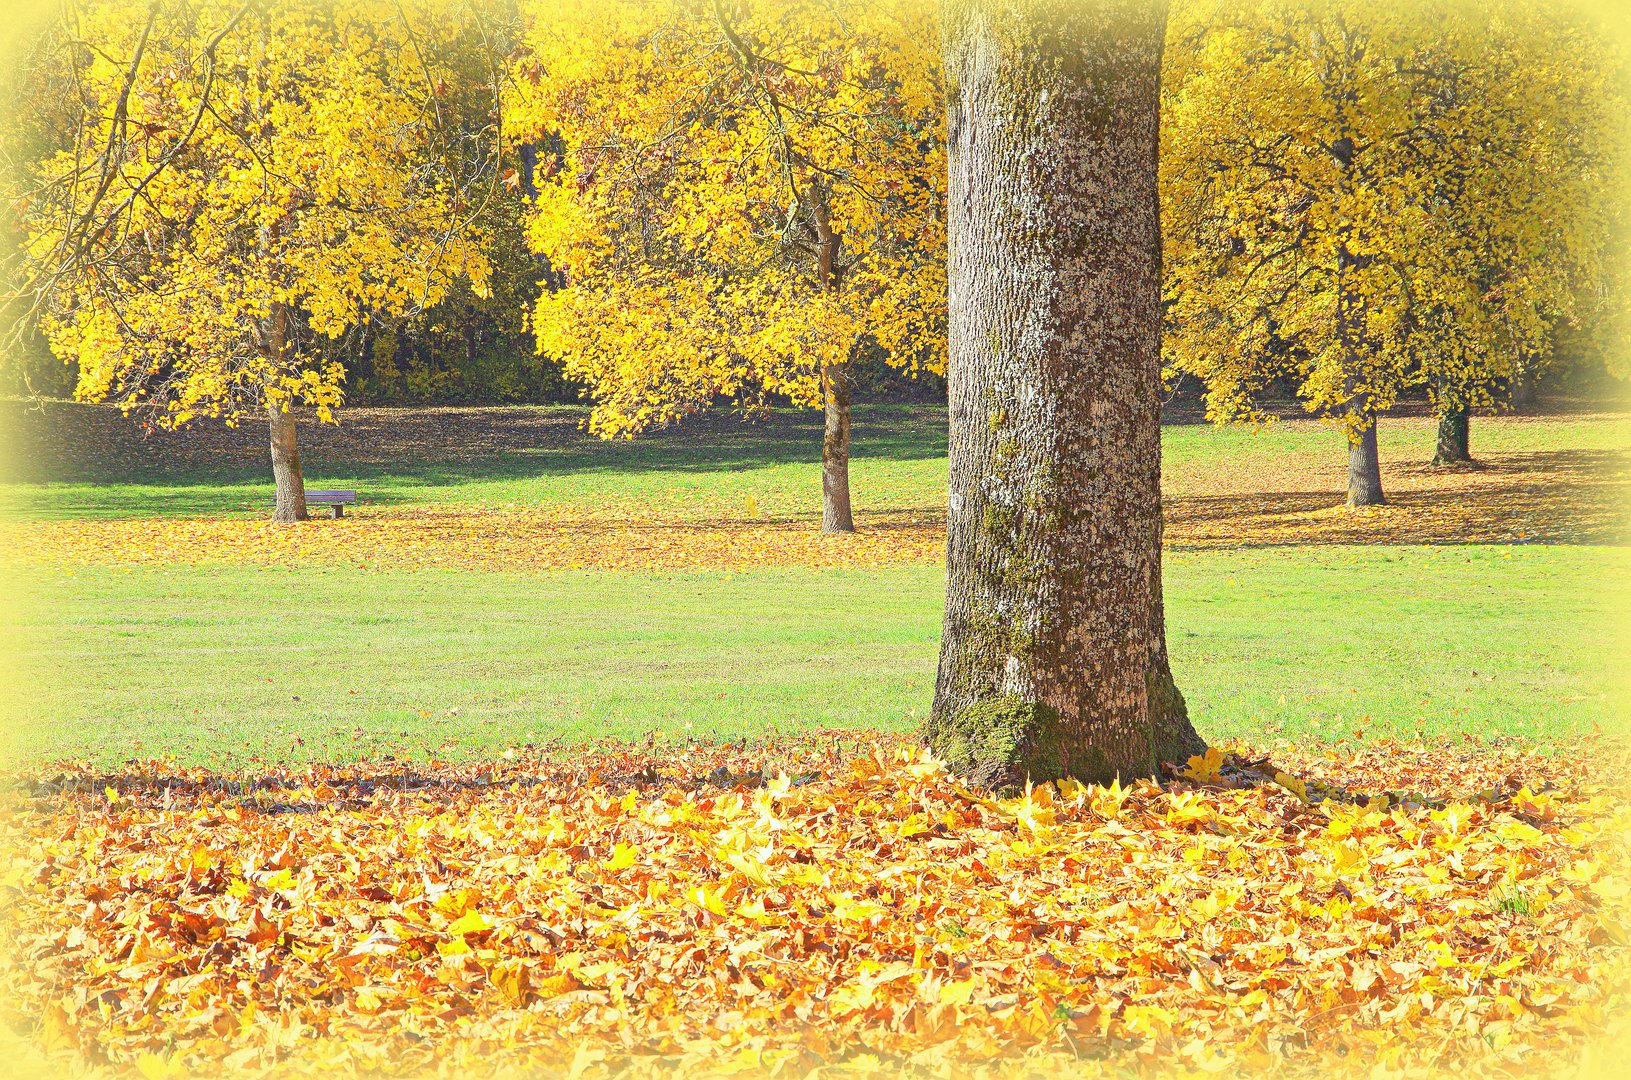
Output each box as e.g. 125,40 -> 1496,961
923,696 -> 1066,792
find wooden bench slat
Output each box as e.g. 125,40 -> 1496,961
304,490 -> 357,502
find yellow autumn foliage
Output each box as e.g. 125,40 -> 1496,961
507,0 -> 946,438
1161,0 -> 1626,429
21,0 -> 491,427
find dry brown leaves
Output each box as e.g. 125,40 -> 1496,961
1166,452 -> 1631,548
4,735 -> 1628,1079
5,508 -> 945,573
7,404 -> 1629,570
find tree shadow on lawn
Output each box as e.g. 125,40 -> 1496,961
12,732 -> 871,813
1165,448 -> 1631,548
0,400 -> 949,491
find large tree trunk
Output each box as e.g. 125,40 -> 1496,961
1346,405 -> 1385,507
1433,409 -> 1471,464
923,0 -> 1204,793
264,300 -> 308,523
821,362 -> 856,533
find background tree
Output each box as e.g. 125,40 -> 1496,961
1399,3 -> 1624,463
924,0 -> 1205,792
1162,0 -> 1625,495
510,0 -> 946,533
1163,1 -> 1451,507
8,0 -> 496,521
334,185 -> 577,406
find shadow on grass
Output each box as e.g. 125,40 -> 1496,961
4,401 -> 947,479
1,400 -> 950,518
1165,449 -> 1631,547
23,729 -> 1603,814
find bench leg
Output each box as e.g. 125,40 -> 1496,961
331,504 -> 344,519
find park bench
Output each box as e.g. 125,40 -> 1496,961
305,490 -> 357,518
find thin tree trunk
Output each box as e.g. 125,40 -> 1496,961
1511,355 -> 1536,408
1322,41 -> 1385,512
810,175 -> 856,534
1433,409 -> 1471,464
821,361 -> 855,533
924,0 -> 1204,793
269,401 -> 308,522
1346,405 -> 1385,506
264,300 -> 307,522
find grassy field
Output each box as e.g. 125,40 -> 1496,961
6,546 -> 1625,765
3,399 -> 1628,766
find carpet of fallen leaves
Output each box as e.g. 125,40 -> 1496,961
4,735 -> 1629,1078
5,507 -> 945,573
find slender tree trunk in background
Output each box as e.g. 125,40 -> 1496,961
1433,409 -> 1471,464
1321,46 -> 1386,512
1346,405 -> 1385,506
821,361 -> 856,533
1511,355 -> 1536,408
810,175 -> 856,534
269,402 -> 308,522
924,0 -> 1204,793
264,301 -> 308,523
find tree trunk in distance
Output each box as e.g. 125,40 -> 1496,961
264,300 -> 307,523
821,361 -> 856,533
1346,406 -> 1385,506
1433,409 -> 1471,464
809,175 -> 856,535
923,0 -> 1204,793
269,402 -> 308,522
1511,357 -> 1536,408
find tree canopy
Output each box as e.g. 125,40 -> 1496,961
16,0 -> 497,429
507,0 -> 947,529
1161,0 -> 1625,492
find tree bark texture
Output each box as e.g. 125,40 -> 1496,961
821,362 -> 856,533
1346,406 -> 1385,507
924,0 -> 1204,793
1433,409 -> 1471,464
264,301 -> 308,523
269,402 -> 308,522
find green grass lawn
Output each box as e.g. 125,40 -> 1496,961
4,399 -> 1627,767
6,545 -> 1625,766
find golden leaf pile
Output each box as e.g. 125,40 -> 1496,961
6,508 -> 944,574
4,735 -> 1628,1077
